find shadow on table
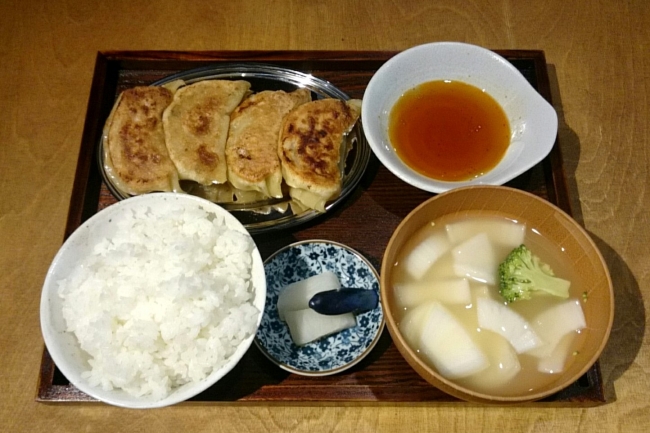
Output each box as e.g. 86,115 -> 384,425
547,65 -> 644,404
586,231 -> 644,403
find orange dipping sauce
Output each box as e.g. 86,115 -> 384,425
388,80 -> 511,182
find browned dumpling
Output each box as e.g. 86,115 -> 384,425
225,88 -> 311,198
278,98 -> 361,212
103,86 -> 179,195
162,80 -> 251,185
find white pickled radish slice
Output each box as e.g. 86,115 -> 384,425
463,331 -> 521,390
537,332 -> 577,374
277,271 -> 340,321
402,232 -> 450,280
527,299 -> 586,359
419,302 -> 489,379
446,219 -> 525,250
452,233 -> 498,285
476,297 -> 544,354
398,302 -> 434,348
283,308 -> 356,346
395,278 -> 471,308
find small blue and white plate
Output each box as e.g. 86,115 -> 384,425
254,240 -> 384,376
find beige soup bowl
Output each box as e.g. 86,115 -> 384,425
380,185 -> 614,403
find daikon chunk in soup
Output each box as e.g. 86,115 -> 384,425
391,212 -> 588,396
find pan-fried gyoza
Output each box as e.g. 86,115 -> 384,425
103,86 -> 180,195
162,80 -> 251,185
226,89 -> 311,198
103,80 -> 363,215
278,98 -> 362,212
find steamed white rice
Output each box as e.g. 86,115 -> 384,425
57,202 -> 260,400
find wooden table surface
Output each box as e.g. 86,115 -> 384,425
1,1 -> 647,431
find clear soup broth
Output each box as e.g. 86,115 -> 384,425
391,211 -> 588,397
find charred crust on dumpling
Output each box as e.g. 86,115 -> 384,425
278,98 -> 361,211
104,86 -> 178,195
197,144 -> 219,167
163,80 -> 251,185
225,89 -> 311,197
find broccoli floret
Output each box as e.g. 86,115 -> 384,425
498,244 -> 571,303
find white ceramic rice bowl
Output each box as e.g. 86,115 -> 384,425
40,193 -> 266,408
361,41 -> 559,193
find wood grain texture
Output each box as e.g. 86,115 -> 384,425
1,1 -> 648,432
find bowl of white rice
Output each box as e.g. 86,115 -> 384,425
40,193 -> 266,408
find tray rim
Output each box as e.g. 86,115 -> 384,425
38,49 -> 601,406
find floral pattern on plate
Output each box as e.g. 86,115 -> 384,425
254,240 -> 384,376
